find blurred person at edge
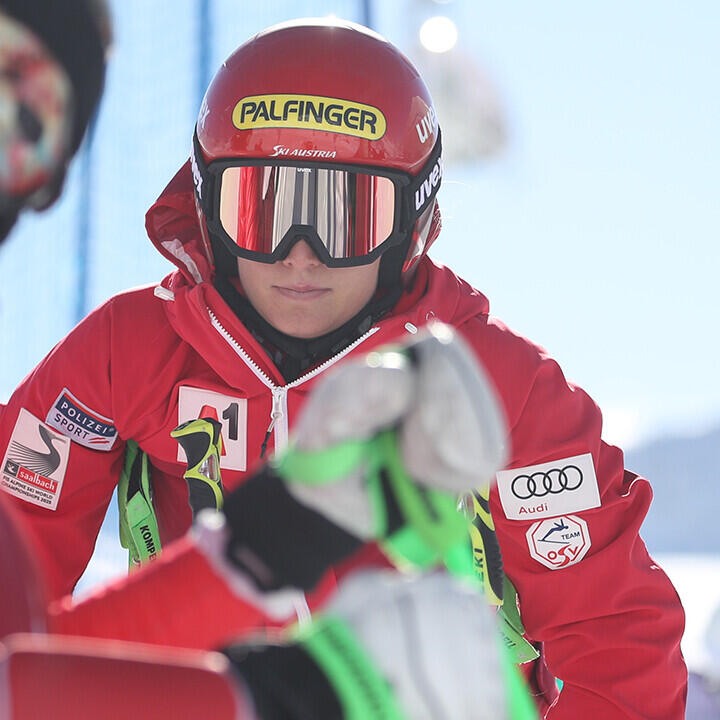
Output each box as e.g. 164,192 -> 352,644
0,0 -> 110,244
0,18 -> 686,719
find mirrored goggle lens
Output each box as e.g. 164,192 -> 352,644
218,165 -> 396,260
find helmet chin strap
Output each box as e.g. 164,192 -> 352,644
208,226 -> 239,277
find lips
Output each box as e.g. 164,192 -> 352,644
273,284 -> 330,299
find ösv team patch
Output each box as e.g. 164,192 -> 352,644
526,515 -> 591,570
495,453 -> 600,521
45,388 -> 118,451
1,408 -> 70,510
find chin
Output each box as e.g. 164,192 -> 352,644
274,318 -> 340,339
284,326 -> 330,340
270,311 -> 340,340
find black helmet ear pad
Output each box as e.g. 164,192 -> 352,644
377,236 -> 411,289
208,229 -> 239,278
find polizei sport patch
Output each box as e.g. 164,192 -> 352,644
495,453 -> 600,521
45,387 -> 118,451
232,94 -> 387,140
1,408 -> 70,510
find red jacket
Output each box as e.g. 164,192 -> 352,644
0,162 -> 686,718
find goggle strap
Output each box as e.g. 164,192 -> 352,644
406,131 -> 443,224
191,128 -> 213,216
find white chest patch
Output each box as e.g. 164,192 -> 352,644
177,387 -> 248,471
1,409 -> 71,511
495,452 -> 600,520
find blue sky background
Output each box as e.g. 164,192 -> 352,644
421,1 -> 720,450
1,0 -> 719,453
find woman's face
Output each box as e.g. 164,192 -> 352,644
236,239 -> 381,339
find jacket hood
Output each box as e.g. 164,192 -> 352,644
145,160 -> 214,288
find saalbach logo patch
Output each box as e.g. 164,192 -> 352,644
2,408 -> 71,510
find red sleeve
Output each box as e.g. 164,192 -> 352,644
0,299 -> 124,600
460,316 -> 687,719
48,535 -> 273,651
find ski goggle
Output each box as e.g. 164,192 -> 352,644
192,130 -> 442,267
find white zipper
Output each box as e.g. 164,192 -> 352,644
266,387 -> 287,452
208,310 -> 276,388
207,308 -> 380,454
207,308 -> 379,627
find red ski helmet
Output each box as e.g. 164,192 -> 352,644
192,18 -> 442,286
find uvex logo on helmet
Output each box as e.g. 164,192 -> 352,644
190,145 -> 203,200
232,94 -> 387,140
414,156 -> 443,212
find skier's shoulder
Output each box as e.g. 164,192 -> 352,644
46,284 -> 159,355
418,257 -> 490,322
90,276 -> 181,351
444,304 -> 549,400
107,281 -> 165,310
485,314 -> 547,361
422,256 -> 482,295
105,277 -> 174,325
420,260 -> 538,355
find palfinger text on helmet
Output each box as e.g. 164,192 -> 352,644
232,94 -> 387,140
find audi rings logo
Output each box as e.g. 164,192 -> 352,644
496,453 -> 600,520
511,465 -> 583,500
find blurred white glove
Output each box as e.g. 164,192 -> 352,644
225,570 -> 539,720
285,321 -> 509,540
328,570 -> 510,720
220,322 -> 508,604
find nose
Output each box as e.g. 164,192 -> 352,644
282,238 -> 322,268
